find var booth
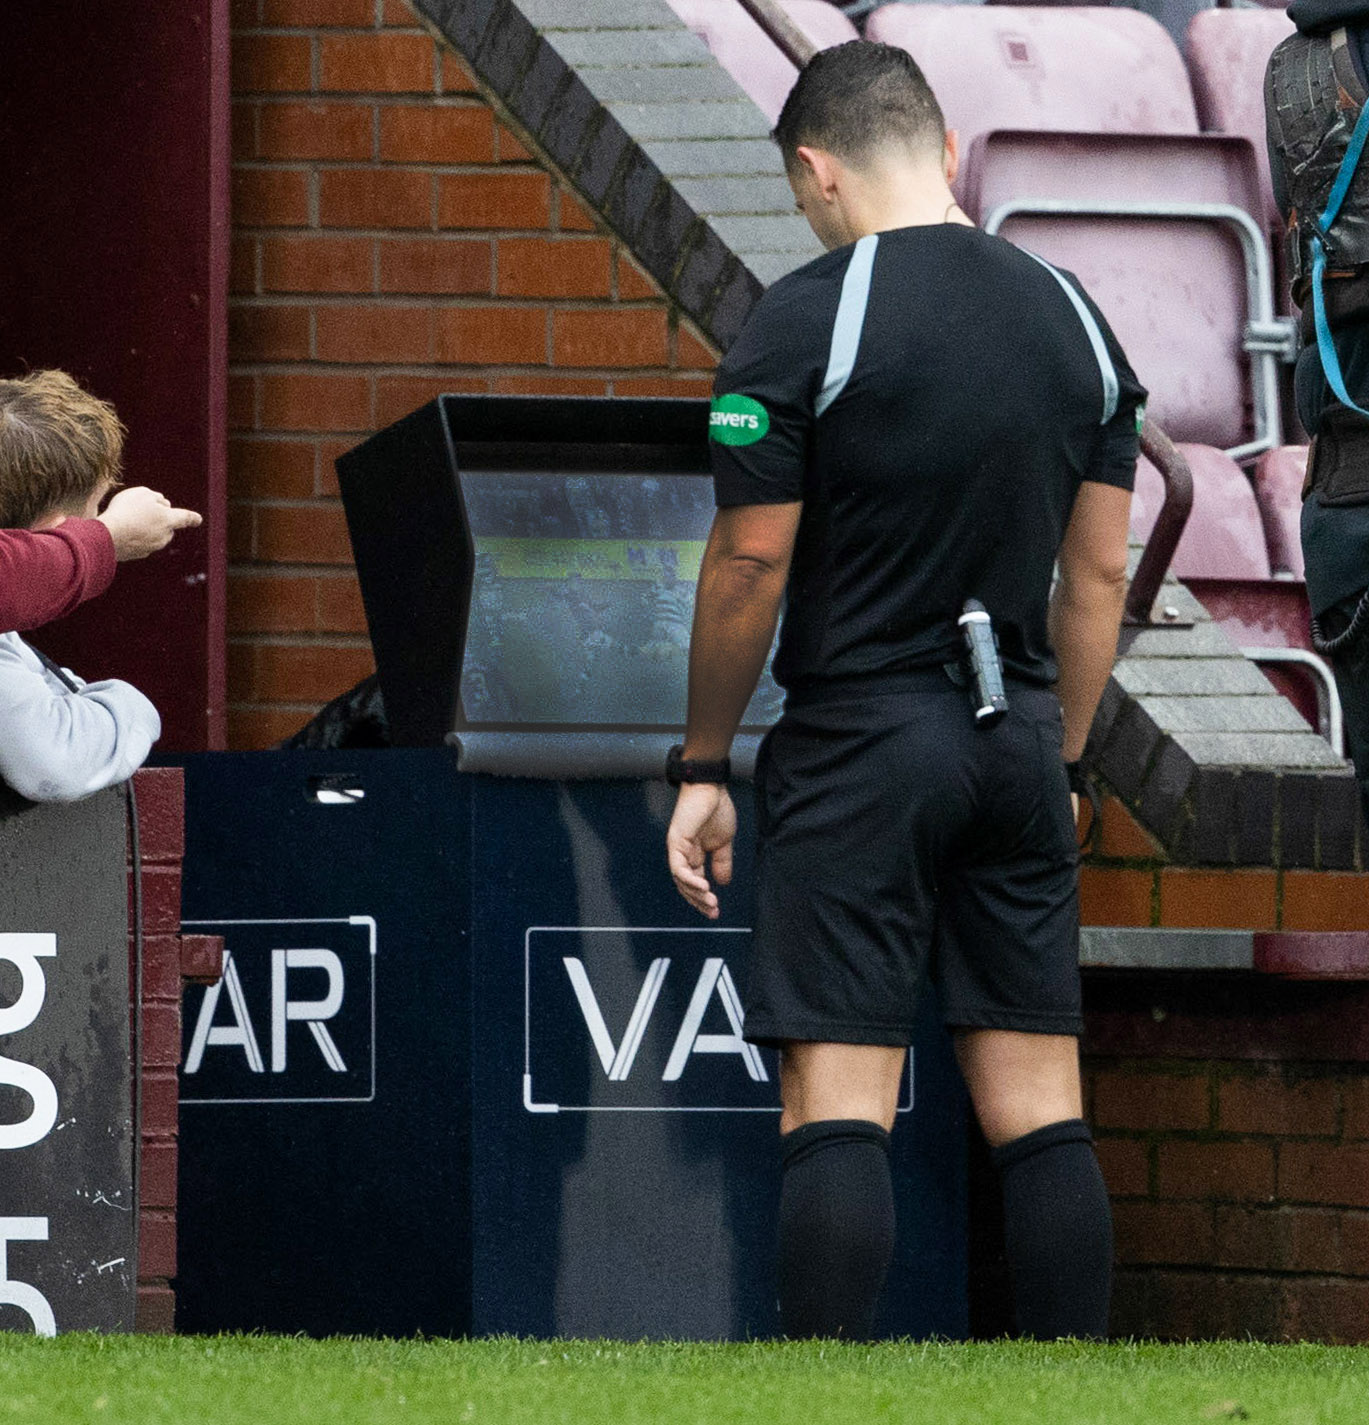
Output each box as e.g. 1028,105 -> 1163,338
174,396 -> 969,1339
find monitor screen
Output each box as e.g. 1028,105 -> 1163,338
457,471 -> 784,730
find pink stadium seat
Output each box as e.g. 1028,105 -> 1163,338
971,130 -> 1268,452
1130,444 -> 1273,580
663,0 -> 858,123
1252,445 -> 1309,580
863,6 -> 1199,169
1186,9 -> 1295,229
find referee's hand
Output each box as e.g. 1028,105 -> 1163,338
667,784 -> 737,920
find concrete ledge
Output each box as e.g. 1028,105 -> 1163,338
1081,926 -> 1253,970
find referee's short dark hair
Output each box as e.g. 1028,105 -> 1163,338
773,40 -> 946,170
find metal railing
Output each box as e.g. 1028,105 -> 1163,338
1124,419 -> 1194,626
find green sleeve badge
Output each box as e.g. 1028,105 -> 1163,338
1135,403 -> 1146,436
709,393 -> 770,446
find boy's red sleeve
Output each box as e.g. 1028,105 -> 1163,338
0,520 -> 117,631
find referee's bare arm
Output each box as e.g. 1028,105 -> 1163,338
1048,480 -> 1132,763
667,501 -> 801,918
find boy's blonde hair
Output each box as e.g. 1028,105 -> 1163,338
0,370 -> 125,528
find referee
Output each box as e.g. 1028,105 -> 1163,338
665,42 -> 1143,1341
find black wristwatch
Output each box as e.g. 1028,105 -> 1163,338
666,744 -> 731,787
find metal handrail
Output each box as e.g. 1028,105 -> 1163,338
1242,646 -> 1346,756
983,197 -> 1285,460
1124,418 -> 1194,626
735,0 -> 817,67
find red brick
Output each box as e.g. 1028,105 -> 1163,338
232,34 -> 312,92
383,0 -> 419,23
1156,1140 -> 1276,1202
255,504 -> 355,563
676,323 -> 717,371
1279,1143 -> 1369,1207
379,237 -> 491,294
131,769 -> 185,866
1281,873 -> 1369,932
261,372 -> 371,430
229,437 -> 316,500
1113,1201 -> 1215,1266
433,306 -> 547,365
228,375 -> 259,432
181,935 -> 226,986
140,1141 -> 178,1210
319,169 -> 431,229
139,1072 -> 180,1140
231,234 -> 258,294
1214,1205 -> 1360,1274
228,707 -> 313,749
228,641 -> 256,702
138,1212 -> 178,1282
440,51 -> 478,93
1217,1071 -> 1339,1137
258,101 -> 373,161
228,572 -> 318,633
228,500 -> 255,561
229,302 -> 312,361
437,172 -> 550,229
1283,1278 -> 1369,1344
1078,867 -> 1155,926
256,643 -> 375,703
261,0 -> 374,23
1112,1267 -> 1284,1342
233,168 -> 310,227
497,237 -> 611,298
317,576 -> 368,633
557,188 -> 597,232
617,254 -> 659,301
231,0 -> 261,25
1338,1211 -> 1369,1273
553,309 -> 668,368
232,102 -> 257,163
1094,796 -> 1165,861
319,32 -> 434,92
135,936 -> 184,1003
496,123 -> 532,161
1342,1077 -> 1369,1139
140,1004 -> 183,1069
379,104 -> 495,163
263,235 -> 373,294
1159,869 -> 1278,930
315,440 -> 354,496
374,374 -> 486,427
132,866 -> 182,935
1093,1070 -> 1210,1132
315,303 -> 430,362
612,376 -> 714,398
492,374 -> 608,396
135,1285 -> 176,1334
1095,1136 -> 1149,1197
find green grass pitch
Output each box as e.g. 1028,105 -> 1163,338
0,1338 -> 1367,1424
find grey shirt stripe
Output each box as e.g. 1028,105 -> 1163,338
1025,251 -> 1119,425
816,233 -> 879,418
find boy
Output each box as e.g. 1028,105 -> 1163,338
0,370 -> 161,801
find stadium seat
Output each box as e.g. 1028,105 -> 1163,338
662,0 -> 858,122
1131,444 -> 1273,580
1252,445 -> 1309,580
1186,9 -> 1295,231
971,129 -> 1274,453
863,5 -> 1200,168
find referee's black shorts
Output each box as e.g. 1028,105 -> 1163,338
743,670 -> 1082,1047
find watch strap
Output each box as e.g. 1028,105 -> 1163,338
666,744 -> 731,786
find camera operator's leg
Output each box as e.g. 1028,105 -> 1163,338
956,1028 -> 1111,1339
776,1041 -> 907,1339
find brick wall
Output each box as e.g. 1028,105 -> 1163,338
228,0 -> 719,748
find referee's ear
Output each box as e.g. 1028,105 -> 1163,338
943,129 -> 960,187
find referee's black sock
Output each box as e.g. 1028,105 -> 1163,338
777,1118 -> 894,1340
990,1118 -> 1113,1341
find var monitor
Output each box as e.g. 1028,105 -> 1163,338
337,395 -> 783,753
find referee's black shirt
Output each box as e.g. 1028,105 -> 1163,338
709,224 -> 1146,690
